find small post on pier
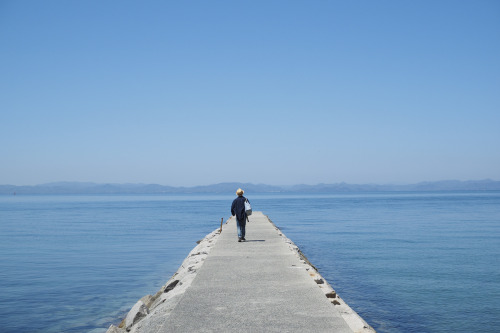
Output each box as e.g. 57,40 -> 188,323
219,217 -> 223,233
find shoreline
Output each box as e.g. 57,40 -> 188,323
108,227 -> 222,332
266,215 -> 374,333
106,215 -> 374,332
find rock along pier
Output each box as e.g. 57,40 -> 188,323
107,212 -> 375,333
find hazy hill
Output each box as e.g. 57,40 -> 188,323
1,180 -> 499,195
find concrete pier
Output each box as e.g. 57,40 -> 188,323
111,212 -> 374,333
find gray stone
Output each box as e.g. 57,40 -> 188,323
314,276 -> 324,284
163,279 -> 179,293
139,295 -> 155,308
125,300 -> 149,331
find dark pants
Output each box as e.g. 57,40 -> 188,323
236,218 -> 246,239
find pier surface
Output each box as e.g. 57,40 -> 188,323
155,211 -> 353,332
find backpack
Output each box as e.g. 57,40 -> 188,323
244,198 -> 252,216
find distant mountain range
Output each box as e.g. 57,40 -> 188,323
1,179 -> 500,194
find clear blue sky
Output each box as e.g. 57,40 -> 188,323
1,1 -> 499,186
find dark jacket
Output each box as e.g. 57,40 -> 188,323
231,196 -> 248,222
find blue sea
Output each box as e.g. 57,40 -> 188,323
0,192 -> 499,332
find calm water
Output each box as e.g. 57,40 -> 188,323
0,192 -> 499,332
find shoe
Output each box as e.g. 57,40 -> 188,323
238,238 -> 242,242
242,237 -> 246,241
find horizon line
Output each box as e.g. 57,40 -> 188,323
2,178 -> 499,188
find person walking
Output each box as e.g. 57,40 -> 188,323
231,188 -> 249,242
